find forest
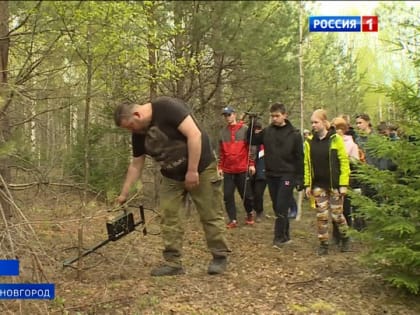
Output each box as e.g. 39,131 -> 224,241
0,1 -> 419,314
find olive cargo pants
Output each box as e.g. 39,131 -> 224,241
159,161 -> 230,266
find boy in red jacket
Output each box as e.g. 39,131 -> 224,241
218,106 -> 255,228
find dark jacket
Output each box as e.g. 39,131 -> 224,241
356,132 -> 397,171
252,120 -> 303,183
253,144 -> 265,180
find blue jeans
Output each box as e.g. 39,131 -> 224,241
266,176 -> 294,242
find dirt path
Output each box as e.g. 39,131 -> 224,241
3,196 -> 420,315
56,206 -> 420,314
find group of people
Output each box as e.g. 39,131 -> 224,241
113,96 -> 398,276
304,111 -> 399,254
218,103 -> 303,249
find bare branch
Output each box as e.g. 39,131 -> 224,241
14,33 -> 64,86
0,201 -> 15,258
8,1 -> 43,35
10,103 -> 71,127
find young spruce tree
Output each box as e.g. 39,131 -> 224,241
350,76 -> 420,295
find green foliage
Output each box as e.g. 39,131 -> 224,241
228,1 -> 302,107
304,31 -> 366,119
350,42 -> 420,294
0,141 -> 16,157
6,7 -> 420,296
355,2 -> 419,121
64,124 -> 131,200
354,128 -> 420,292
375,80 -> 420,121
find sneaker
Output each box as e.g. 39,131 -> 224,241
272,239 -> 292,249
207,257 -> 227,275
226,220 -> 238,229
318,241 -> 329,256
255,212 -> 264,223
245,213 -> 255,225
150,264 -> 185,277
288,209 -> 297,219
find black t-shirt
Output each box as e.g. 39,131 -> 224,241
132,96 -> 214,181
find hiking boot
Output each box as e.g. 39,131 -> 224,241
340,238 -> 351,252
226,220 -> 238,229
150,265 -> 185,277
207,257 -> 227,275
318,241 -> 329,256
255,212 -> 264,223
245,213 -> 255,225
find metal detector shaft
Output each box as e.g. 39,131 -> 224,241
139,204 -> 147,235
63,239 -> 110,267
243,115 -> 256,198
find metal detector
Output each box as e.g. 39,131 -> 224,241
243,111 -> 260,204
63,205 -> 147,267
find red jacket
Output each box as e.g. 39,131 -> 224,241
218,122 -> 254,173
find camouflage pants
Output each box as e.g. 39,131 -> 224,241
311,187 -> 348,242
159,161 -> 230,266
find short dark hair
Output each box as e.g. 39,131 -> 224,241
114,101 -> 136,126
355,113 -> 372,127
252,120 -> 262,129
355,113 -> 370,122
270,102 -> 286,114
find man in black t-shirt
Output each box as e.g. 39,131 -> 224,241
114,96 -> 230,276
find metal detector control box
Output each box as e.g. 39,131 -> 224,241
106,211 -> 135,241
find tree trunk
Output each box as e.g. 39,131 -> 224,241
145,3 -> 160,208
296,1 -> 305,221
213,51 -> 224,107
76,25 -> 93,280
0,0 -> 12,218
146,3 -> 157,100
174,2 -> 185,99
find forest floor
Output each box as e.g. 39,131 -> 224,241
2,188 -> 420,315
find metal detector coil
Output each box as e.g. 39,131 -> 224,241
63,205 -> 147,267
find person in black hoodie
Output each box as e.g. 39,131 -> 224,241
249,120 -> 267,222
252,103 -> 304,248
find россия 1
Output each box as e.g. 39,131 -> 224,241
309,16 -> 378,32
